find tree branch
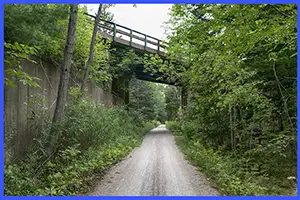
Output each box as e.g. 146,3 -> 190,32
270,5 -> 291,18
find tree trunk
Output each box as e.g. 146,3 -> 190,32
233,106 -> 237,150
80,4 -> 103,93
230,106 -> 234,150
47,4 -> 78,156
273,61 -> 293,127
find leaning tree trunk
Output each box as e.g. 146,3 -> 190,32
47,4 -> 78,156
80,4 -> 103,93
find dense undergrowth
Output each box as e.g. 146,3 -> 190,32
4,88 -> 157,196
166,121 -> 297,196
161,4 -> 297,196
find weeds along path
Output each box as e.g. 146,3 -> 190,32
89,125 -> 219,196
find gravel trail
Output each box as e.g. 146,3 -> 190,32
89,125 -> 219,196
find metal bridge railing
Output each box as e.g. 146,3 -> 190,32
85,13 -> 168,55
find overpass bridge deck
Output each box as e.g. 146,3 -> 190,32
86,13 -> 168,57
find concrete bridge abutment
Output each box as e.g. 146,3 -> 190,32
112,75 -> 131,105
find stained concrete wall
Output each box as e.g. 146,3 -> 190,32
4,59 -> 119,161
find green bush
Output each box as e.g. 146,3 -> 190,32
166,121 -> 181,133
4,95 -> 156,196
142,121 -> 156,133
173,123 -> 297,196
151,120 -> 161,127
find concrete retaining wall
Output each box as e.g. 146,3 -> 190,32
4,59 -> 117,161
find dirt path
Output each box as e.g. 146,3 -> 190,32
89,125 -> 219,196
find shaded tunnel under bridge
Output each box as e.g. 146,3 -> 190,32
86,13 -> 188,107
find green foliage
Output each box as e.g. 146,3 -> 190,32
129,78 -> 156,121
151,83 -> 167,123
165,121 -> 181,132
165,4 -> 297,195
73,7 -> 112,85
167,122 -> 297,196
129,77 -> 167,123
165,86 -> 180,121
142,53 -> 185,84
4,4 -> 111,86
176,136 -> 268,195
4,3 -> 165,197
142,121 -> 157,133
107,48 -> 144,80
107,47 -> 168,124
4,42 -> 41,87
4,143 -> 133,196
4,4 -> 69,59
4,88 -> 157,196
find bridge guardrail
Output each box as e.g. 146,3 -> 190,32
85,13 -> 168,55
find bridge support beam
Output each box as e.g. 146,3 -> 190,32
112,75 -> 131,105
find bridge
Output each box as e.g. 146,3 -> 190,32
85,13 -> 187,106
86,13 -> 167,56
85,13 -> 174,83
